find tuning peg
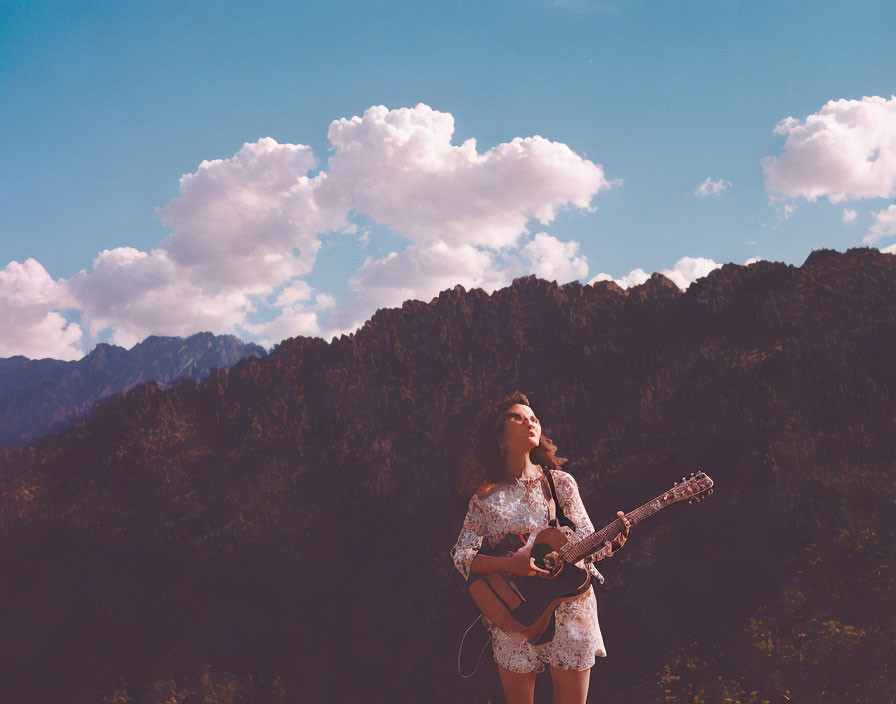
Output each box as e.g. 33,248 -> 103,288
690,472 -> 695,477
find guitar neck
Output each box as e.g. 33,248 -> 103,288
562,492 -> 670,564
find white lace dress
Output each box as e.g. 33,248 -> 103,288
451,468 -> 607,673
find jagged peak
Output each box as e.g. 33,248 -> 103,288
801,248 -> 845,269
510,273 -> 540,287
81,333 -> 265,359
628,272 -> 680,299
134,331 -> 244,348
587,278 -> 627,296
436,283 -> 468,300
801,246 -> 886,270
85,343 -> 129,364
506,274 -> 559,293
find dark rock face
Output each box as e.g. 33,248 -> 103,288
0,248 -> 894,703
0,332 -> 266,448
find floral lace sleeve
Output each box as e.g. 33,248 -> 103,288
450,494 -> 485,581
551,470 -> 607,583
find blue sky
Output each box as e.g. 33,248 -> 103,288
1,0 -> 894,359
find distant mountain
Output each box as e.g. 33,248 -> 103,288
0,332 -> 266,447
0,248 -> 893,703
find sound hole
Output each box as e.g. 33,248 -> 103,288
532,544 -> 562,575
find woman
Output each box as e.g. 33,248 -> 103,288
452,392 -> 630,704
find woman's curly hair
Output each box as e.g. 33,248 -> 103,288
460,391 -> 566,502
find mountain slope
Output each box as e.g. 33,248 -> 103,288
0,248 -> 893,704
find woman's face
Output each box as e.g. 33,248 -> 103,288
500,403 -> 541,455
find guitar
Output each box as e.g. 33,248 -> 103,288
468,471 -> 714,643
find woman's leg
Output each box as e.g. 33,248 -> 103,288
497,664 -> 538,704
550,665 -> 591,704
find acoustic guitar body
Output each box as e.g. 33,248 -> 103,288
469,526 -> 591,644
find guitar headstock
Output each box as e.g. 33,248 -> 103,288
663,470 -> 714,505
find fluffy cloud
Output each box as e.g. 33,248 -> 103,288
65,247 -> 257,349
62,135 -> 346,349
0,259 -> 83,360
589,256 -> 721,291
588,268 -> 649,289
762,95 -> 896,203
328,230 -> 591,334
660,256 -> 722,290
842,208 -> 858,224
3,104 -> 613,359
246,287 -> 335,347
864,204 -> 896,245
694,177 -> 731,197
320,104 -> 611,249
162,138 -> 337,292
521,233 -> 588,283
328,240 -> 507,333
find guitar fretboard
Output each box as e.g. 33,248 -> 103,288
559,482 -> 699,564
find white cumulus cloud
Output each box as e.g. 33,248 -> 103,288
588,268 -> 649,289
0,259 -> 83,360
521,233 -> 588,283
329,230 -> 591,334
842,208 -> 858,224
864,204 -> 896,245
65,247 -> 256,349
320,104 -> 611,250
762,95 -> 896,203
162,137 -> 337,292
660,256 -> 722,290
327,239 -> 508,333
245,290 -> 335,347
589,256 -> 721,291
694,177 -> 731,197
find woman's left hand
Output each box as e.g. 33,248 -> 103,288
613,510 -> 631,551
591,510 -> 631,562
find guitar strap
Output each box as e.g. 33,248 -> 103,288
540,466 -> 577,532
540,467 -> 605,584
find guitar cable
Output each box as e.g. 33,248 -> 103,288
457,614 -> 490,678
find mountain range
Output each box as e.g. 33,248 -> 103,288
0,248 -> 893,703
0,332 -> 266,448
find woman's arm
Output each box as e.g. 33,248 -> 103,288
451,496 -> 551,579
471,548 -> 551,577
552,469 -> 630,569
451,495 -> 489,580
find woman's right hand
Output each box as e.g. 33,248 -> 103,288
505,543 -> 552,578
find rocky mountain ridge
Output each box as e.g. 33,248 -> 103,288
0,247 -> 893,703
0,332 -> 266,448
